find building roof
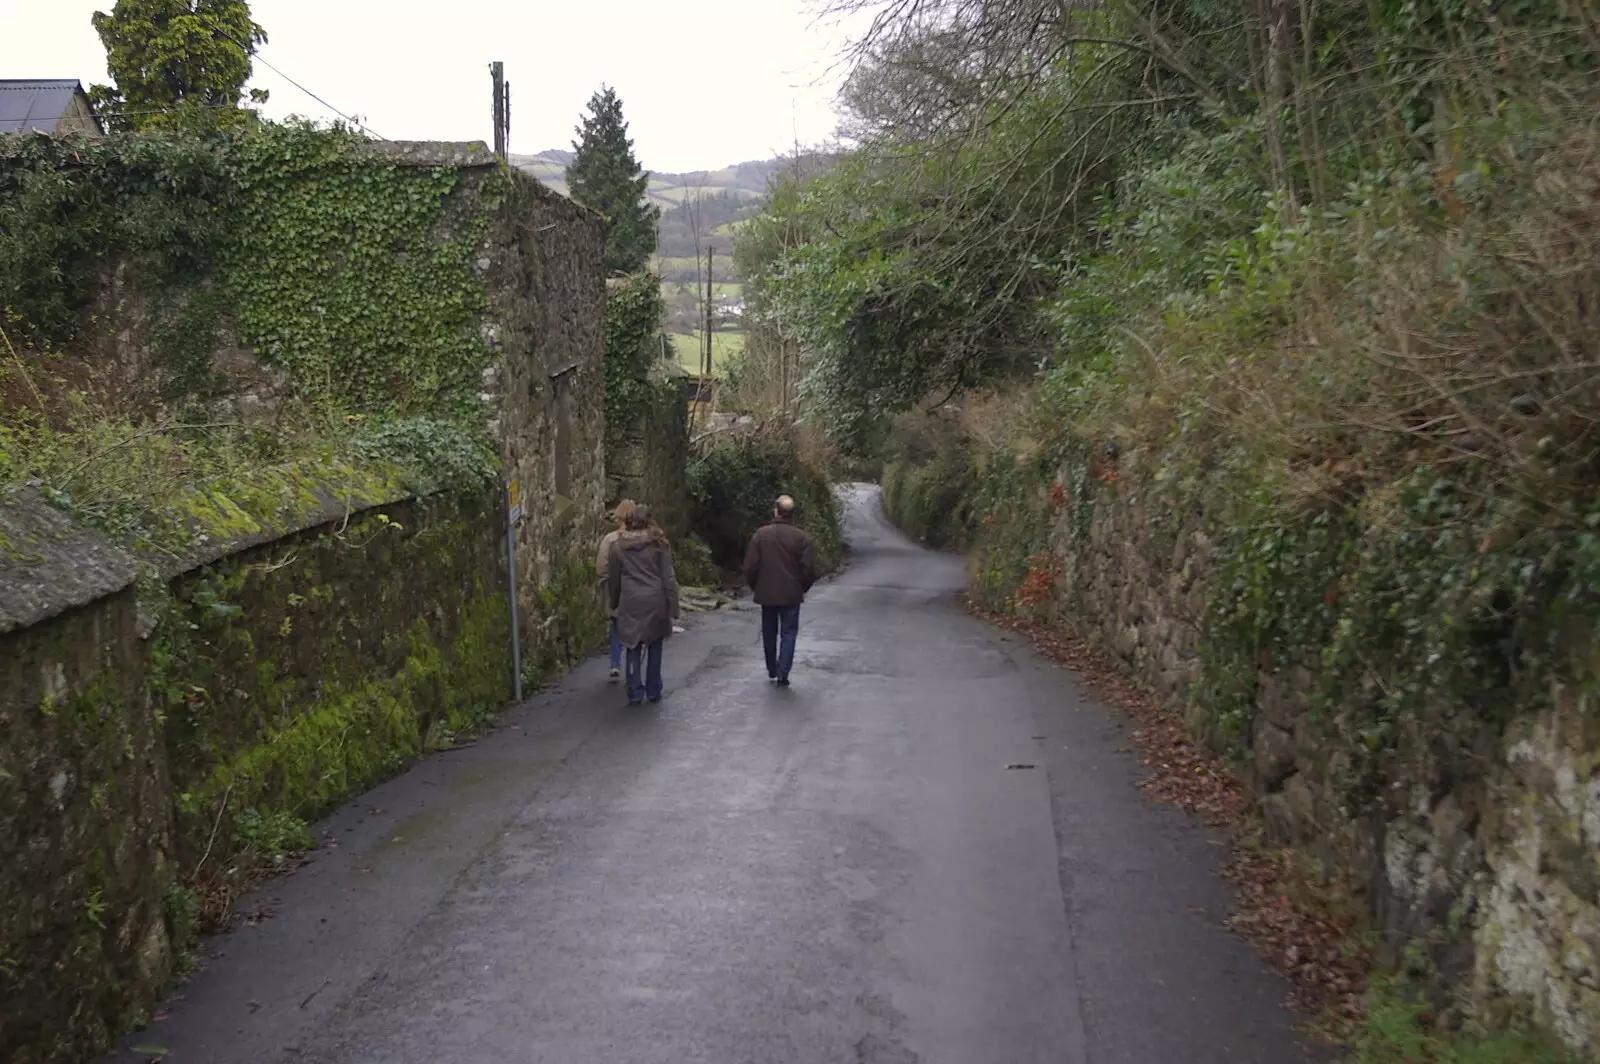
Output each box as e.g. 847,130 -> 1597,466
0,79 -> 94,134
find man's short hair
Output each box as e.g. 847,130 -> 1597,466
774,495 -> 796,517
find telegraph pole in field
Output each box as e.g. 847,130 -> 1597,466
704,246 -> 714,380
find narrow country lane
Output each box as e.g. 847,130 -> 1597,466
115,486 -> 1318,1064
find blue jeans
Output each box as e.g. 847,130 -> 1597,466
762,605 -> 801,680
609,618 -> 622,670
625,640 -> 664,703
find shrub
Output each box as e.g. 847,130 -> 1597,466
687,433 -> 842,573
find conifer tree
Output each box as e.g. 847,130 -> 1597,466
566,86 -> 661,275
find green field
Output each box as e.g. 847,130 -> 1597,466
663,280 -> 743,299
670,331 -> 746,376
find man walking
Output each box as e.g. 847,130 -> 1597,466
742,494 -> 816,687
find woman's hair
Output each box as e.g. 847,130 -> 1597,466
625,504 -> 671,547
624,504 -> 653,531
612,499 -> 637,527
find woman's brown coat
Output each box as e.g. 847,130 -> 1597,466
607,530 -> 680,647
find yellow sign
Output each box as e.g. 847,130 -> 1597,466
507,478 -> 523,526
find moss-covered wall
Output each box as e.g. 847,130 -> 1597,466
157,496 -> 510,875
0,590 -> 175,1064
0,488 -> 526,1064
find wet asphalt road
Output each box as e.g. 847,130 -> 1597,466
114,485 -> 1317,1064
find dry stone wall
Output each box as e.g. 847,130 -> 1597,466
1029,473 -> 1600,1051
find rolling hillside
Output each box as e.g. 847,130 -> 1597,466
512,150 -> 833,377
511,150 -> 782,376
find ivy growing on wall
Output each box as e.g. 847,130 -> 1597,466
602,272 -> 670,432
222,123 -> 505,418
0,124 -> 508,543
0,123 -> 504,419
0,132 -> 239,347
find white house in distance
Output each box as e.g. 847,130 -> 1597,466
0,79 -> 104,136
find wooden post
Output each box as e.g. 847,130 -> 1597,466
490,62 -> 506,161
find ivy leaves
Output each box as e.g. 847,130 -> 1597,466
223,123 -> 493,420
0,125 -> 499,424
603,274 -> 669,431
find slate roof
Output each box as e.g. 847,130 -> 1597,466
0,79 -> 93,134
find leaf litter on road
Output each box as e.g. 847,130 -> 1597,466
966,596 -> 1370,1031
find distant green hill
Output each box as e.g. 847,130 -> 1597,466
511,150 -> 780,212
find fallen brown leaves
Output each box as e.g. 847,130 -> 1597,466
1226,847 -> 1369,1023
968,595 -> 1370,1027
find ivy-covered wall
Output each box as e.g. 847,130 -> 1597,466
1,127 -> 611,687
0,128 -> 612,1063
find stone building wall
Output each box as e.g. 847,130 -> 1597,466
469,152 -> 609,670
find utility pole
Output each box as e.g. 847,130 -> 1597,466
704,246 -> 714,381
490,62 -> 508,161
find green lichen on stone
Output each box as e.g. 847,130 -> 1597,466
145,496 -> 512,927
195,597 -> 509,824
144,454 -> 412,562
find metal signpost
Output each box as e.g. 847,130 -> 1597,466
505,477 -> 523,702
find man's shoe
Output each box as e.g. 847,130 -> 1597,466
608,668 -> 621,683
775,677 -> 791,687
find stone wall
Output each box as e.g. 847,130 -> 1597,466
606,361 -> 691,541
0,495 -> 174,1063
0,485 -> 511,1064
1032,474 -> 1600,1052
476,165 -> 610,672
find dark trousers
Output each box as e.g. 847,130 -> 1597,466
762,605 -> 801,680
608,618 -> 622,670
625,640 -> 663,703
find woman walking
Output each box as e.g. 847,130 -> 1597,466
595,499 -> 636,682
607,504 -> 680,704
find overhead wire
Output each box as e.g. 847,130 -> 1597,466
193,12 -> 387,139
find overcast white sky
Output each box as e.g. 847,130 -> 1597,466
0,0 -> 869,172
